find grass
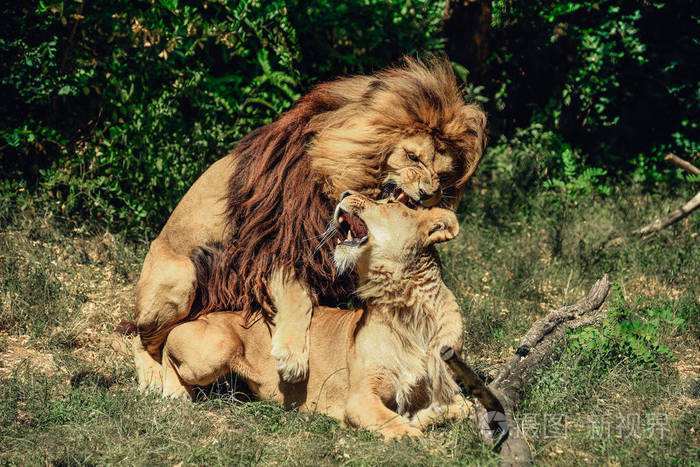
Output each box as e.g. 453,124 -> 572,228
1,185 -> 698,465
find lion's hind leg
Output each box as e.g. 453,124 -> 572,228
134,238 -> 197,392
161,315 -> 245,399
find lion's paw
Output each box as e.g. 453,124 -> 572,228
270,339 -> 309,383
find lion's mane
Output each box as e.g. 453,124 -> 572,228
198,57 -> 486,320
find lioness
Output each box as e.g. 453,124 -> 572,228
160,193 -> 472,439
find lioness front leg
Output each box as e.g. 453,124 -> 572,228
409,394 -> 474,430
427,302 -> 464,404
345,383 -> 422,440
269,268 -> 313,383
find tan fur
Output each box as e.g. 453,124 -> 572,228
134,57 -> 486,388
160,194 -> 473,439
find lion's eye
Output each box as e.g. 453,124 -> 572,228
406,151 -> 420,163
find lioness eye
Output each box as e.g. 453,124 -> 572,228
406,151 -> 419,162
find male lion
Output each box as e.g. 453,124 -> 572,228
160,192 -> 472,439
134,57 -> 486,389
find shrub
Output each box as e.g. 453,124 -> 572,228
0,0 -> 444,237
568,288 -> 685,367
489,0 -> 699,180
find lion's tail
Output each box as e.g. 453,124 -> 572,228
190,241 -> 226,319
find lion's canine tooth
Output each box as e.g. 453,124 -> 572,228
346,230 -> 353,241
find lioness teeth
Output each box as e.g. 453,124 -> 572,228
346,230 -> 353,241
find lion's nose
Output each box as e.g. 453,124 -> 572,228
419,188 -> 439,201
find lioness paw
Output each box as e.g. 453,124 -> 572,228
381,424 -> 423,440
133,339 -> 164,393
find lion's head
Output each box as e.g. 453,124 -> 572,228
204,57 -> 486,320
308,57 -> 486,209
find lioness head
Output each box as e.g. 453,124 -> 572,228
332,191 -> 459,276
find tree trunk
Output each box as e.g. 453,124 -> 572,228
443,0 -> 492,82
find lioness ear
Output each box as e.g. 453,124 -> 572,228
424,210 -> 459,245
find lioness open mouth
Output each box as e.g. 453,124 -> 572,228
335,209 -> 369,247
381,182 -> 419,209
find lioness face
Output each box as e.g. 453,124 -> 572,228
332,191 -> 459,276
382,133 -> 458,209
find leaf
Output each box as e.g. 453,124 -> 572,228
159,0 -> 178,11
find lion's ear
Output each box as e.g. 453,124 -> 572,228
423,209 -> 459,246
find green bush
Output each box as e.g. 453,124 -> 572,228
0,0 -> 444,236
489,0 -> 699,180
1,1 -> 697,237
568,288 -> 685,367
472,123 -> 611,226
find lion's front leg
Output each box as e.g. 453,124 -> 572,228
269,268 -> 313,383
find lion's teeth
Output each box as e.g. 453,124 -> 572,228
397,192 -> 407,202
338,215 -> 345,223
336,238 -> 341,245
346,230 -> 353,241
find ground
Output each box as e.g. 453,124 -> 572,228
0,187 -> 698,465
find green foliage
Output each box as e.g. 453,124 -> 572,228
568,288 -> 685,366
476,124 -> 611,221
288,0 -> 445,80
489,0 -> 699,179
543,145 -> 611,198
1,1 -> 698,236
0,0 -> 444,236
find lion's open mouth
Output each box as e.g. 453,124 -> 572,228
381,182 -> 419,209
335,209 -> 369,247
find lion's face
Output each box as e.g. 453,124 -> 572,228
382,133 -> 457,208
332,191 -> 459,276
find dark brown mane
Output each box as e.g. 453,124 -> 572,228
200,85 -> 356,320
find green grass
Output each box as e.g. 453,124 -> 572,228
1,186 -> 698,465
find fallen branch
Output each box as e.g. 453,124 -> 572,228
446,275 -> 612,466
601,154 -> 699,245
630,154 -> 700,236
665,153 -> 700,175
634,191 -> 700,236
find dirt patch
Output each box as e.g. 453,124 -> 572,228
0,333 -> 57,378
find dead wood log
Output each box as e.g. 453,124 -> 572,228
630,154 -> 700,236
446,275 -> 611,466
665,153 -> 700,175
602,154 -> 699,244
634,191 -> 700,236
